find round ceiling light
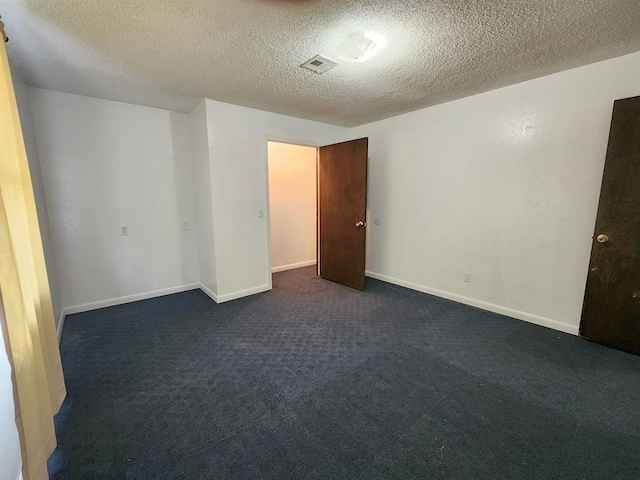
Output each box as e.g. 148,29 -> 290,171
336,32 -> 383,63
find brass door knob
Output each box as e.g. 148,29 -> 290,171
596,234 -> 609,244
355,221 -> 366,227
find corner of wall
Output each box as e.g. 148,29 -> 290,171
10,63 -> 64,322
189,98 -> 219,293
56,310 -> 66,343
198,283 -> 218,303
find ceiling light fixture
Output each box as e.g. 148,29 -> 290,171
336,32 -> 383,63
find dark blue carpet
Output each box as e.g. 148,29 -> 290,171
49,266 -> 640,479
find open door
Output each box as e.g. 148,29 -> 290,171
318,138 -> 368,290
580,95 -> 640,356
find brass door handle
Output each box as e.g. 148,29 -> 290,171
355,221 -> 366,227
596,234 -> 609,244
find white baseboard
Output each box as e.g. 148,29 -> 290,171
56,310 -> 66,343
199,283 -> 219,303
199,283 -> 271,304
64,283 -> 200,315
365,271 -> 579,336
272,260 -> 317,273
215,284 -> 271,303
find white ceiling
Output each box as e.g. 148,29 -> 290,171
2,0 -> 640,127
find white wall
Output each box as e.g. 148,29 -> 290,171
29,88 -> 200,312
268,142 -> 317,272
189,100 -> 217,296
10,68 -> 63,327
204,100 -> 349,300
0,299 -> 23,480
352,51 -> 640,334
22,52 -> 640,331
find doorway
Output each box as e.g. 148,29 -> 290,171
267,141 -> 319,274
266,138 -> 369,290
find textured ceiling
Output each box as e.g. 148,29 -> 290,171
1,0 -> 640,126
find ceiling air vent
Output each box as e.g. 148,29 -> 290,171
300,55 -> 338,74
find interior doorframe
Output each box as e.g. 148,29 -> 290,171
262,135 -> 323,291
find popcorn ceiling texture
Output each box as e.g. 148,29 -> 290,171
2,0 -> 640,126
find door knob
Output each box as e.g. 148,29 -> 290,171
596,234 -> 609,244
355,221 -> 366,227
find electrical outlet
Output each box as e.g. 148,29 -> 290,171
257,208 -> 264,218
120,225 -> 129,236
463,271 -> 472,283
182,221 -> 190,231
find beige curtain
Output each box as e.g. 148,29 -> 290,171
0,33 -> 66,480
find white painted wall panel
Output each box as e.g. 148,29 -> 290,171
352,51 -> 640,332
189,100 -> 217,295
204,100 -> 349,298
29,88 -> 199,310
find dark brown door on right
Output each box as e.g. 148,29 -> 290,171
580,95 -> 640,355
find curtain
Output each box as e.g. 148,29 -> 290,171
0,34 -> 66,480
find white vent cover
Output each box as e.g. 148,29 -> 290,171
300,55 -> 338,74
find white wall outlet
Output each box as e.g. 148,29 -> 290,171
120,225 -> 129,235
182,221 -> 190,231
374,217 -> 382,226
257,208 -> 264,218
463,271 -> 472,283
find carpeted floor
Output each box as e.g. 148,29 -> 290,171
49,266 -> 640,479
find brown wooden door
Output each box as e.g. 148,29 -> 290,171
580,95 -> 640,355
318,138 -> 368,290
